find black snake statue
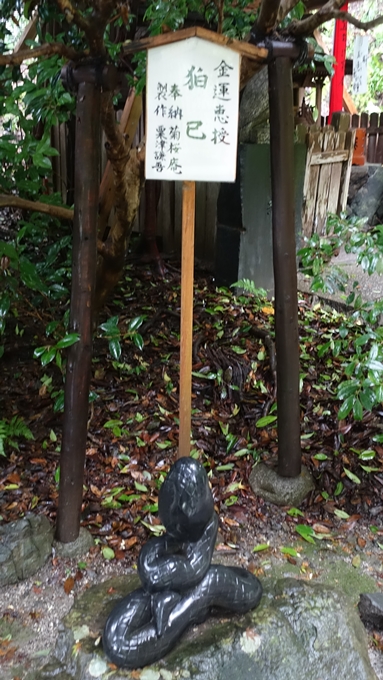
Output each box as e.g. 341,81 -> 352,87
103,457 -> 262,669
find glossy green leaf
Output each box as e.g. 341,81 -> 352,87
133,333 -> 144,351
343,467 -> 361,484
134,481 -> 148,492
140,521 -> 165,535
53,391 -> 65,412
252,544 -> 270,552
360,465 -> 380,473
40,347 -> 56,366
0,294 -> 10,318
358,449 -> 376,461
100,316 -> 119,334
231,346 -> 246,355
287,507 -> 304,517
256,415 -> 277,428
352,398 -> 363,421
337,395 -> 355,420
280,546 -> 299,557
56,333 -> 80,349
234,448 -> 251,457
337,381 -> 359,400
104,419 -> 122,428
20,256 -> 48,293
295,525 -> 316,544
225,495 -> 238,506
128,315 -> 145,331
34,346 -> 48,358
109,338 -> 121,360
102,546 -> 115,560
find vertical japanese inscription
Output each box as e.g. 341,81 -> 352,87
353,35 -> 369,95
153,81 -> 183,174
146,38 -> 240,182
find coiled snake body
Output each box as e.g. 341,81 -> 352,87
103,459 -> 262,669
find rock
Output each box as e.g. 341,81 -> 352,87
239,68 -> 270,143
53,528 -> 94,559
350,165 -> 383,224
347,165 -> 370,202
249,462 -> 314,506
0,514 -> 54,586
359,592 -> 383,629
35,575 -> 377,680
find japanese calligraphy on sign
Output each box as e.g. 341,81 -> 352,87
353,34 -> 369,95
145,37 -> 240,182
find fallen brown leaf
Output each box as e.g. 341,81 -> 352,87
63,576 -> 75,594
312,523 -> 332,534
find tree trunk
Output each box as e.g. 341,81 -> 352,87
94,93 -> 145,317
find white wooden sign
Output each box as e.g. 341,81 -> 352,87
145,37 -> 240,182
353,34 -> 369,95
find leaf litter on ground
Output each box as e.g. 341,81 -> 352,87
1,262 -> 383,568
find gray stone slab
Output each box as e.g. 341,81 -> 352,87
33,575 -> 377,680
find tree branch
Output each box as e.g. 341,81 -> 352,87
332,10 -> 383,31
56,0 -> 116,56
287,0 -> 345,35
0,42 -> 84,66
0,194 -> 74,221
55,0 -> 91,37
277,0 -> 301,23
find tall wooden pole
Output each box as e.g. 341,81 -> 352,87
268,57 -> 301,478
178,180 -> 196,458
56,79 -> 100,542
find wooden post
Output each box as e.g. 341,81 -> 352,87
268,57 -> 301,478
56,80 -> 100,542
178,180 -> 196,458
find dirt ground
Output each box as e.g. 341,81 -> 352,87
1,502 -> 383,680
1,264 -> 383,678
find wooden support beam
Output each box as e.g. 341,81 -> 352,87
268,57 -> 301,478
122,26 -> 268,64
56,80 -> 101,543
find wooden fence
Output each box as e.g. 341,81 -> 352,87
51,110 -> 361,265
135,181 -> 220,267
351,112 -> 383,164
300,114 -> 355,238
50,112 -> 219,266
